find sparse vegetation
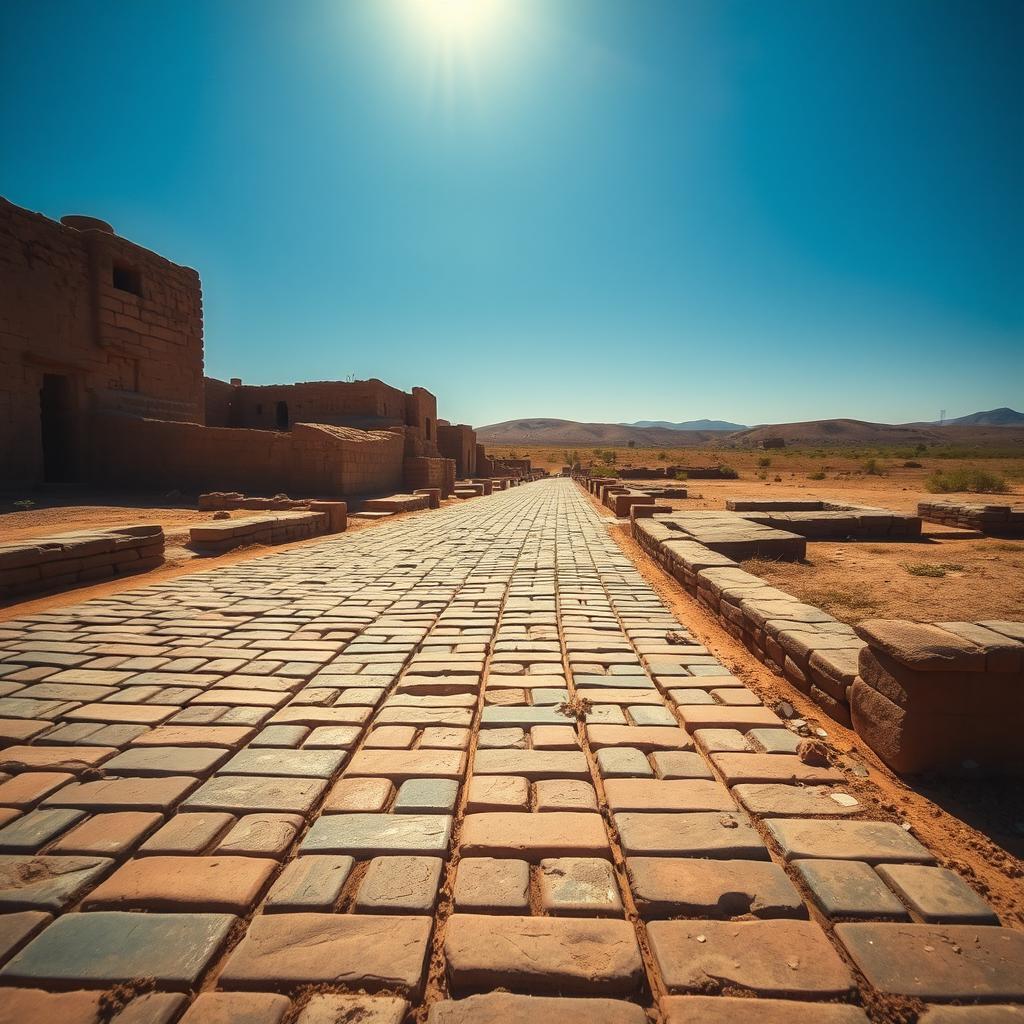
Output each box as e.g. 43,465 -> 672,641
863,458 -> 885,475
717,465 -> 739,479
757,456 -> 772,468
807,470 -> 827,480
12,499 -> 35,510
903,562 -> 965,578
925,467 -> 1006,493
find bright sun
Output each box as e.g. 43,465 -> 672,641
405,0 -> 509,47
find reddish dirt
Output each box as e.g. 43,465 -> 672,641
580,487 -> 1024,930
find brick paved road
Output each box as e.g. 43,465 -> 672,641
0,479 -> 1021,1023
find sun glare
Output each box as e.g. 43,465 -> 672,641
404,0 -> 510,48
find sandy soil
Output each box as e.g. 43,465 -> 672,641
579,487 -> 1024,930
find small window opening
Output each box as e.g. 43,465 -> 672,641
255,404 -> 263,415
276,401 -> 290,430
112,264 -> 143,296
425,418 -> 432,440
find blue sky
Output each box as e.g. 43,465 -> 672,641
2,0 -> 1021,428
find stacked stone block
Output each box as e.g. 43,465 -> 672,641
188,511 -> 328,554
918,500 -> 1024,535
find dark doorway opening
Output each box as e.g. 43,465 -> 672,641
276,401 -> 290,430
39,373 -> 76,482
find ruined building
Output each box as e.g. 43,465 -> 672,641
0,197 -> 490,497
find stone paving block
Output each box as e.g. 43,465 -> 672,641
251,724 -> 309,747
659,995 -> 870,1023
476,728 -> 525,748
794,859 -> 911,919
48,811 -> 163,857
472,749 -> 591,780
139,811 -> 235,855
767,819 -> 935,864
876,863 -> 999,924
694,728 -> 749,753
733,783 -> 862,818
604,779 -> 734,812
614,812 -> 767,858
917,1009 -> 1024,1024
302,813 -> 452,857
219,913 -> 432,996
647,919 -> 855,996
0,807 -> 86,851
355,855 -> 443,914
394,778 -> 460,814
184,775 -> 326,815
130,725 -> 255,748
420,726 -> 471,749
748,727 -> 802,754
628,857 -> 806,919
323,777 -> 394,813
710,753 -> 844,785
0,911 -> 235,989
264,854 -> 354,912
0,745 -> 118,772
215,813 -> 303,857
104,993 -> 187,1024
296,994 -> 408,1024
0,772 -> 74,808
81,854 -> 276,912
102,745 -> 229,777
427,993 -> 648,1023
587,724 -> 692,751
465,775 -> 529,812
538,857 -> 622,916
42,775 -> 198,812
179,992 -> 292,1024
364,725 -> 418,748
453,857 -> 531,913
596,747 -> 653,778
534,779 -> 598,812
0,911 -> 51,966
650,750 -> 714,779
0,987 -> 104,1023
676,706 -> 782,731
221,748 -> 346,778
460,812 -> 609,860
530,725 -> 579,749
444,914 -> 644,995
835,922 -> 1024,999
345,749 -> 466,781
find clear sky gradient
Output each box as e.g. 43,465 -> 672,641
2,1 -> 1021,428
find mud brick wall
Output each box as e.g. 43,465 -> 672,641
0,525 -> 165,600
90,414 -> 403,497
918,500 -> 1024,536
851,619 -> 1024,775
437,423 -> 477,478
405,387 -> 439,449
0,198 -> 204,484
403,457 -> 452,493
203,376 -> 234,426
226,379 -> 408,431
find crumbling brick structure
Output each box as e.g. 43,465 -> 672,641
1,197 -> 494,499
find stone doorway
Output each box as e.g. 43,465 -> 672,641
39,373 -> 77,481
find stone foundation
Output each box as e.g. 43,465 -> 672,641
917,500 -> 1024,536
188,511 -> 328,554
726,500 -> 922,539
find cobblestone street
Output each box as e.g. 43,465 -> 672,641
1,478 -> 1022,1023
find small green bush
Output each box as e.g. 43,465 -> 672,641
718,466 -> 739,479
757,456 -> 772,468
863,458 -> 885,475
807,470 -> 826,480
925,468 -> 1006,494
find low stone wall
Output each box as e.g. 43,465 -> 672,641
198,493 -> 347,532
188,511 -> 328,554
726,499 -> 922,539
851,619 -> 1024,775
0,526 -> 165,600
363,494 -> 431,514
638,511 -> 807,562
403,457 -> 453,496
918,500 -> 1024,535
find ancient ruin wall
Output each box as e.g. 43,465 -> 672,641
88,414 -> 404,496
0,198 -> 204,483
437,423 -> 477,478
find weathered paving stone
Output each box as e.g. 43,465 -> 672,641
595,747 -> 653,778
465,775 -> 529,812
355,855 -> 443,914
302,813 -> 452,857
767,819 -> 935,864
102,745 -> 229,777
916,1009 -> 1024,1023
647,919 -> 855,996
215,813 -> 303,857
81,854 -> 276,912
0,771 -> 74,808
0,745 -> 118,772
42,776 -> 198,812
48,811 -> 163,857
0,808 -> 86,852
614,812 -> 767,858
345,750 -> 466,781
179,992 -> 292,1024
0,987 -> 105,1022
627,857 -> 806,919
130,725 -> 256,748
444,914 -> 644,995
264,854 -> 355,912
184,775 -> 326,814
323,777 -> 395,813
710,753 -> 844,785
794,858 -> 910,919
603,779 -> 734,812
427,992 -> 648,1023
0,911 -> 52,966
139,812 -> 235,854
453,857 -> 531,913
472,749 -> 591,780
835,923 -> 1024,999
676,706 -> 782,731
733,783 -> 862,818
219,913 -> 432,996
876,864 -> 999,924
221,748 -> 346,778
534,779 -> 598,812
587,725 -> 692,751
659,996 -> 870,1023
538,857 -> 622,916
460,812 -> 609,860
296,994 -> 408,1024
650,750 -> 714,779
0,853 -> 113,910
0,911 -> 236,989
394,778 -> 460,814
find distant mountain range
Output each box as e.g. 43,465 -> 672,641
477,409 -> 1024,448
621,419 -> 747,431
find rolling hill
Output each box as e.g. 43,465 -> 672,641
622,419 -> 747,431
940,407 -> 1024,427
